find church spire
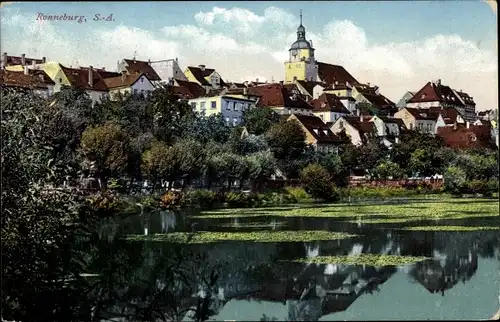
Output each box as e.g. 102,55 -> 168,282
300,9 -> 303,26
297,10 -> 306,40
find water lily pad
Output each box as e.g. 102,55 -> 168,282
400,225 -> 500,231
217,221 -> 287,228
286,254 -> 430,266
123,230 -> 356,244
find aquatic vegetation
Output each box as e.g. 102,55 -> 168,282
287,254 -> 430,266
401,226 -> 500,231
193,198 -> 499,221
217,221 -> 288,228
123,230 -> 356,244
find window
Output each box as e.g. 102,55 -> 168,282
140,77 -> 144,83
339,120 -> 344,129
319,114 -> 323,120
418,123 -> 423,131
426,123 -> 432,132
225,117 -> 230,124
191,102 -> 197,109
140,89 -> 144,95
233,117 -> 238,126
211,101 -> 216,109
58,78 -> 62,83
227,102 -> 233,111
234,103 -> 239,111
133,89 -> 138,95
200,102 -> 206,110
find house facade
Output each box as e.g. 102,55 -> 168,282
310,93 -> 350,123
1,67 -> 55,98
394,107 -> 436,134
406,79 -> 476,122
330,115 -> 375,146
288,114 -> 340,153
246,83 -> 313,116
117,58 -> 162,84
184,65 -> 225,89
103,72 -> 155,99
188,95 -> 256,126
149,58 -> 188,82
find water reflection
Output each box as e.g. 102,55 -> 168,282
81,213 -> 500,321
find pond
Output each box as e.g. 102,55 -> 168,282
86,198 -> 500,321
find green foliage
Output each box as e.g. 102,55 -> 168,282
300,164 -> 338,201
187,113 -> 231,144
344,186 -> 417,198
160,191 -> 184,209
80,121 -> 132,186
246,150 -> 277,190
141,140 -> 175,190
182,189 -> 220,209
373,161 -> 405,180
266,120 -> 307,178
285,187 -> 311,201
225,191 -> 255,207
443,166 -> 467,195
357,139 -> 388,173
242,107 -> 279,135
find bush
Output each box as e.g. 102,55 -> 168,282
225,191 -> 252,208
257,190 -> 298,206
160,191 -> 183,209
300,164 -> 337,201
343,186 -> 417,199
443,166 -> 467,196
182,189 -> 220,209
87,190 -> 122,216
285,187 -> 311,201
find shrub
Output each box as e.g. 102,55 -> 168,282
300,164 -> 336,201
87,190 -> 122,216
443,166 -> 467,196
285,187 -> 311,201
183,189 -> 220,209
257,190 -> 298,206
160,191 -> 183,209
225,191 -> 251,207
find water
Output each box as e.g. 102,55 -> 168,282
83,206 -> 499,321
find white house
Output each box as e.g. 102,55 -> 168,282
189,94 -> 256,126
310,93 -> 350,123
103,72 -> 155,99
150,58 -> 188,82
369,115 -> 406,138
330,115 -> 375,146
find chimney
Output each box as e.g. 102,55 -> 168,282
437,79 -> 441,86
175,57 -> 178,63
243,80 -> 248,86
1,52 -> 6,66
148,59 -> 151,65
367,82 -> 370,86
205,87 -> 210,94
199,64 -> 205,71
243,88 -> 248,95
360,114 -> 364,122
88,66 -> 93,87
21,53 -> 26,66
121,69 -> 126,83
23,65 -> 29,75
453,122 -> 457,130
292,76 -> 297,82
256,78 -> 259,83
42,56 -> 46,63
102,67 -> 105,70
466,121 -> 470,129
32,60 -> 36,68
279,80 -> 284,86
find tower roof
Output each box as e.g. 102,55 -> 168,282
290,9 -> 313,51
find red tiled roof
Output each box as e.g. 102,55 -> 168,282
310,93 -> 350,114
408,81 -> 464,106
0,69 -> 54,89
428,107 -> 461,124
103,73 -> 145,89
317,62 -> 359,87
60,64 -> 108,91
292,114 -> 340,144
455,90 -> 476,106
123,59 -> 161,81
186,65 -> 226,87
173,79 -> 207,99
437,123 -> 492,149
247,83 -> 313,110
80,67 -> 121,79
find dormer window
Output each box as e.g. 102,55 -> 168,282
421,94 -> 425,99
323,130 -> 328,135
313,129 -> 319,135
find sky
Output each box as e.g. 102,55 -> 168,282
0,1 -> 497,110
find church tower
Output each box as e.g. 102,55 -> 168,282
284,10 -> 318,83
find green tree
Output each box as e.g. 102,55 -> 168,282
187,113 -> 231,144
409,148 -> 434,177
357,139 -> 387,174
300,164 -> 336,201
171,138 -> 207,189
373,161 -> 405,180
141,141 -> 177,192
246,151 -> 277,191
242,107 -> 279,135
266,120 -> 307,178
80,121 -> 132,189
443,166 -> 467,195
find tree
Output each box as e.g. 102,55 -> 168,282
409,148 -> 434,177
1,88 -> 93,321
171,138 -> 207,189
242,107 -> 279,135
141,141 -> 177,192
207,152 -> 249,190
246,151 -> 277,191
266,120 -> 307,178
187,113 -> 231,144
443,166 -> 467,195
147,88 -> 197,144
231,134 -> 269,155
317,152 -> 350,187
80,121 -> 132,189
299,164 -> 336,201
357,139 -> 387,174
373,161 -> 405,180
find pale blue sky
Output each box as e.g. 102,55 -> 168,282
1,1 -> 497,109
